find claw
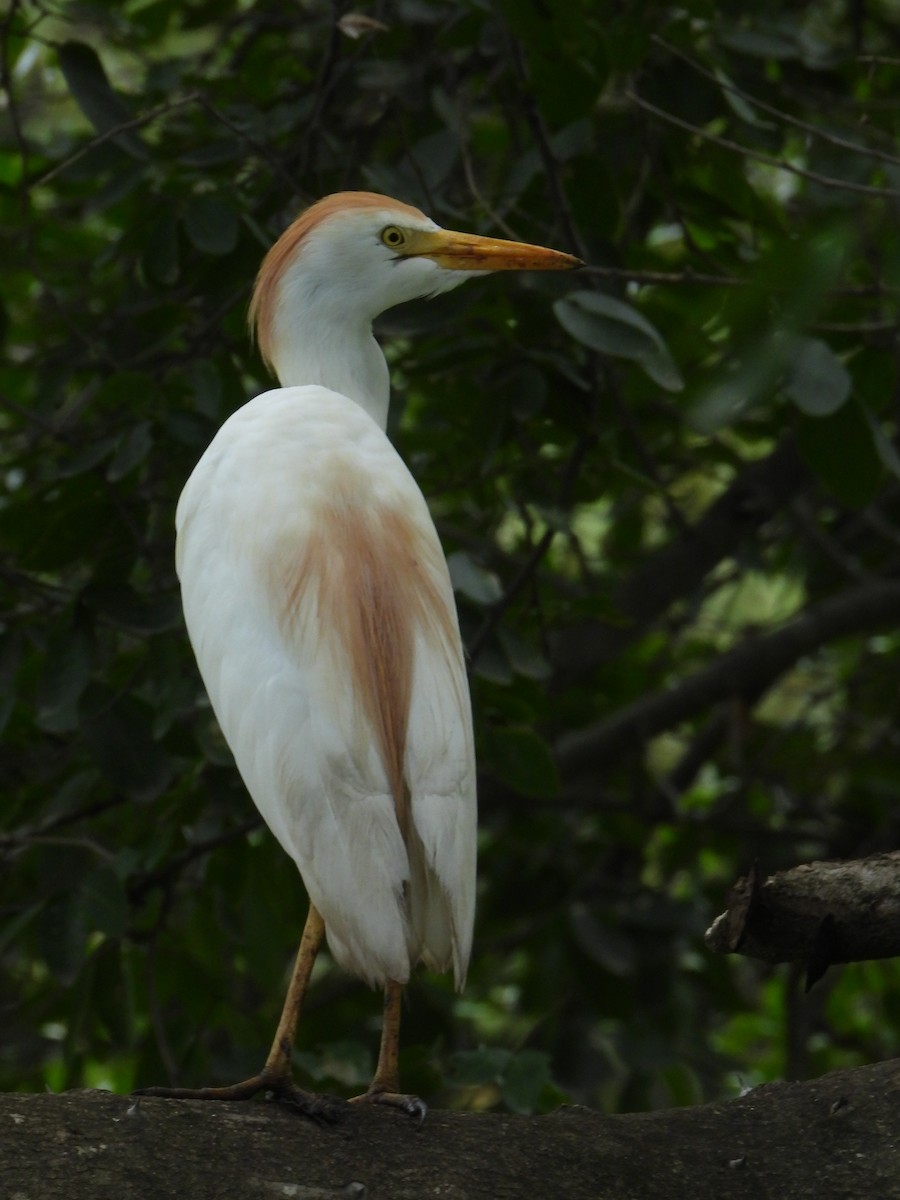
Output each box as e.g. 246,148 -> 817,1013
349,1090 -> 427,1126
399,1096 -> 427,1127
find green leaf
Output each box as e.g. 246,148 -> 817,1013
107,422 -> 154,481
93,370 -> 157,411
570,903 -> 637,976
183,194 -> 240,256
554,290 -> 684,391
448,551 -> 503,605
714,67 -> 776,129
452,1046 -> 553,1113
143,211 -> 180,286
689,337 -> 783,433
689,227 -> 854,433
0,631 -> 22,737
471,643 -> 514,686
498,626 -> 551,680
56,41 -> 145,157
407,130 -> 459,189
718,27 -> 800,60
187,358 -> 223,418
38,894 -> 87,986
0,477 -> 107,571
783,337 -> 851,416
796,399 -> 882,508
82,867 -> 129,939
79,686 -> 173,801
451,1047 -> 512,1085
89,585 -> 181,634
863,407 -> 900,480
502,1050 -> 552,1115
36,624 -> 95,732
57,435 -> 119,478
483,725 -> 560,798
0,903 -> 44,958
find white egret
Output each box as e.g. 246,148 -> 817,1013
138,192 -> 580,1119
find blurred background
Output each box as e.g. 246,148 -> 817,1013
2,0 -> 900,1114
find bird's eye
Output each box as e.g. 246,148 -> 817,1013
380,226 -> 406,249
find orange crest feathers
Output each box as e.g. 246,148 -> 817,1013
248,192 -> 429,375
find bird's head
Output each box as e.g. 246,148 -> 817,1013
249,192 -> 582,376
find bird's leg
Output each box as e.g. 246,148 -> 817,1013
368,978 -> 404,1095
349,979 -> 427,1123
261,902 -> 326,1083
135,904 -> 339,1120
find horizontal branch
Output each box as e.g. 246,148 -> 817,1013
706,853 -> 900,986
551,435 -> 812,683
556,580 -> 900,774
27,93 -> 200,189
583,263 -> 744,288
5,1063 -> 900,1199
652,35 -> 900,169
628,89 -> 900,199
583,263 -> 893,297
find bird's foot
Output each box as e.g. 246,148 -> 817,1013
349,1088 -> 427,1126
134,1069 -> 345,1124
269,1083 -> 345,1124
134,1074 -> 268,1103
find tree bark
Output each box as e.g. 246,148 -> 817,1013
4,1064 -> 900,1200
706,853 -> 900,987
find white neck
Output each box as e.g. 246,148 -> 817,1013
267,281 -> 391,431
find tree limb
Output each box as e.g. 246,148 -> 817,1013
652,34 -> 900,169
5,1066 -> 900,1200
551,435 -> 812,684
556,580 -> 900,774
27,93 -> 201,190
627,89 -> 900,199
706,853 -> 900,986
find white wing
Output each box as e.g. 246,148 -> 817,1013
176,385 -> 476,988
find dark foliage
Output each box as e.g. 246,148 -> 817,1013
2,0 -> 900,1112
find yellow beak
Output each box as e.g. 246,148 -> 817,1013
409,228 -> 583,272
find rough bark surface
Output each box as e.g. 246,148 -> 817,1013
4,1063 -> 900,1200
706,853 -> 900,984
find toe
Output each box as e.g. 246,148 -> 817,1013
349,1090 -> 427,1125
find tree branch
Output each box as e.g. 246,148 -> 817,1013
5,1067 -> 900,1199
467,426 -> 596,664
627,89 -> 900,200
556,580 -> 900,774
27,93 -> 201,190
706,853 -> 900,986
652,35 -> 900,169
551,434 -> 812,684
583,263 -> 745,287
